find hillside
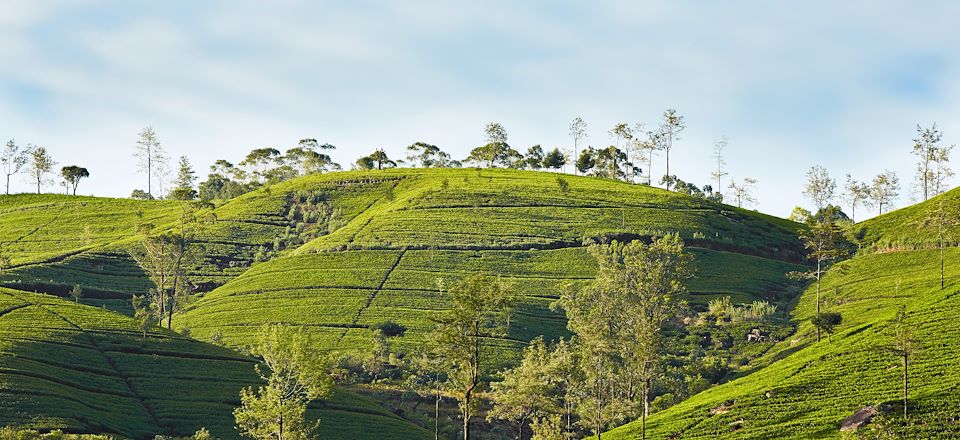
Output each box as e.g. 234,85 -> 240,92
853,186 -> 960,250
0,286 -> 429,439
605,197 -> 960,438
174,168 -> 805,361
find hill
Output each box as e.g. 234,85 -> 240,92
604,193 -> 960,439
0,286 -> 430,439
174,168 -> 805,361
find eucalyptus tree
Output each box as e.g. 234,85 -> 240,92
406,142 -> 453,167
569,117 -> 588,175
1,140 -> 30,194
657,109 -> 685,189
842,174 -> 872,222
884,307 -> 921,420
799,206 -> 850,343
803,165 -> 836,211
912,124 -> 942,201
870,170 -> 900,215
28,147 -> 56,194
710,137 -> 729,192
728,177 -> 758,208
134,126 -> 168,198
431,274 -> 517,440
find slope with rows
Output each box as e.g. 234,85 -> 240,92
176,168 -> 806,362
0,287 -> 430,439
606,212 -> 960,438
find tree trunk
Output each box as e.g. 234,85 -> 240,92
435,391 -> 441,440
816,259 -> 822,343
904,353 -> 909,420
463,391 -> 470,440
941,241 -> 945,290
5,173 -> 10,194
278,406 -> 284,440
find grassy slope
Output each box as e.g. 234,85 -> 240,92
852,185 -> 960,250
175,168 -> 805,364
0,287 -> 429,440
606,209 -> 960,438
0,175 -> 392,299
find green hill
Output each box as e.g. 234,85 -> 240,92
174,168 -> 805,361
604,191 -> 960,439
0,286 -> 429,439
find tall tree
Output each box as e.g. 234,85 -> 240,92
569,118 -> 588,175
926,200 -> 957,290
932,143 -> 954,197
134,126 -> 167,198
842,174 -> 871,222
799,206 -> 850,343
803,165 -> 836,211
1,140 -> 30,194
28,147 -> 56,194
170,156 -> 198,200
633,131 -> 659,186
488,337 -> 559,440
241,148 -> 282,183
559,235 -> 691,440
728,177 -> 758,208
60,166 -> 90,196
431,274 -> 517,440
575,148 -> 596,176
870,170 -> 900,215
883,307 -> 920,420
710,137 -> 728,192
657,109 -> 685,189
912,124 -> 942,201
234,324 -> 333,440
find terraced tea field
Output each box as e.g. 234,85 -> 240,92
174,169 -> 805,364
605,234 -> 960,438
0,287 -> 429,439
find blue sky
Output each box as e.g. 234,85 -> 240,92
1,1 -> 958,218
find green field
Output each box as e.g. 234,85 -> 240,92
0,287 -> 429,439
605,190 -> 960,439
172,169 -> 805,365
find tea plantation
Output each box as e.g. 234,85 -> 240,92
0,286 -> 429,439
173,169 -> 805,363
604,188 -> 960,439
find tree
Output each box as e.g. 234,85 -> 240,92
842,174 -> 872,222
235,324 -> 333,440
431,274 -> 517,440
406,142 -> 453,168
70,284 -> 83,303
926,200 -> 957,290
810,311 -> 841,343
466,122 -> 522,168
1,140 -> 30,194
728,177 -> 758,208
657,109 -> 685,189
633,131 -> 659,186
593,146 -> 637,181
883,307 -> 921,420
870,170 -> 900,215
60,166 -> 89,196
912,124 -> 942,201
542,148 -> 566,170
525,145 -> 545,170
932,143 -> 954,197
710,137 -> 729,192
608,123 -> 633,159
559,235 -> 691,440
134,126 -> 167,198
27,147 -> 56,194
569,118 -> 587,175
799,205 -> 850,343
170,156 -> 198,200
575,148 -> 596,175
488,337 -> 559,440
803,165 -> 836,211
241,148 -> 282,183
129,205 -> 211,329
131,294 -> 154,339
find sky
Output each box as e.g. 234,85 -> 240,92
1,0 -> 959,219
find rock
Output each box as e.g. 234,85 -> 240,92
840,406 -> 879,432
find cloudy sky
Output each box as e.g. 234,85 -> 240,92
1,1 -> 958,218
